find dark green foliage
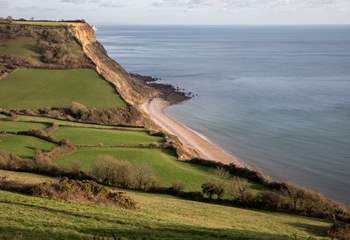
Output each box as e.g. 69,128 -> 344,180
201,182 -> 225,200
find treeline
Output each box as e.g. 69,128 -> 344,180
187,159 -> 350,223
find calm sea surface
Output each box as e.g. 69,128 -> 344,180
96,25 -> 350,204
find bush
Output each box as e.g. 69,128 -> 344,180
90,155 -> 158,191
227,177 -> 250,201
328,222 -> 350,240
134,164 -> 158,192
170,181 -> 185,195
91,155 -> 135,188
0,177 -> 136,209
201,182 -> 225,200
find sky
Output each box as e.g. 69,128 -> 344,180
1,0 -> 350,25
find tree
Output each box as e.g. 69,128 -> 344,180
228,177 -> 250,201
134,164 -> 157,191
201,182 -> 225,200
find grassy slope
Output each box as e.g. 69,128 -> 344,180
11,21 -> 66,26
0,37 -> 41,65
0,120 -> 48,132
0,134 -> 55,158
17,115 -> 144,131
0,69 -> 126,109
52,126 -> 164,146
56,147 -> 257,192
0,170 -> 53,184
0,36 -> 84,65
0,189 -> 330,240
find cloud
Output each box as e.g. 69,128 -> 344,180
151,0 -> 349,9
60,0 -> 123,8
0,0 -> 9,7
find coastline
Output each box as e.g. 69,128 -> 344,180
140,97 -> 243,166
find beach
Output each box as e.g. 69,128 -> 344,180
140,98 -> 242,166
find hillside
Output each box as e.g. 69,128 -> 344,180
0,19 -> 348,240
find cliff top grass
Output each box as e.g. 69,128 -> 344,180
17,115 -> 144,131
0,134 -> 56,158
0,170 -> 54,184
52,126 -> 164,146
0,189 -> 331,240
0,68 -> 126,109
0,36 -> 84,66
0,120 -> 48,133
10,20 -> 66,26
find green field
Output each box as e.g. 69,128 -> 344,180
57,147 -> 240,191
0,170 -> 54,184
0,120 -> 48,133
0,69 -> 126,109
52,126 -> 164,146
17,115 -> 144,131
11,21 -> 66,26
0,134 -> 55,158
0,190 -> 330,240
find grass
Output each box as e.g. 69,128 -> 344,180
11,21 -> 66,26
0,170 -> 54,184
17,115 -> 145,131
0,69 -> 126,109
0,36 -> 84,65
52,126 -> 164,146
0,120 -> 48,133
56,147 -> 251,192
0,189 -> 331,239
0,134 -> 55,158
0,37 -> 41,65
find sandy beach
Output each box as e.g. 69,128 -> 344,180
141,98 -> 243,166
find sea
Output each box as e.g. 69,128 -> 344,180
96,25 -> 350,204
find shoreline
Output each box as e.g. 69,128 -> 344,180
140,97 -> 243,166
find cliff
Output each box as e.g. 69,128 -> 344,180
68,22 -> 198,160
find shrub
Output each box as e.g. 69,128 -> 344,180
257,191 -> 284,211
170,181 -> 185,194
201,182 -> 225,200
227,177 -> 249,201
70,102 -> 89,118
0,177 -> 136,209
328,222 -> 350,240
91,155 -> 135,188
133,164 -> 158,192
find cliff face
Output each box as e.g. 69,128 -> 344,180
68,23 -> 198,160
68,23 -> 158,106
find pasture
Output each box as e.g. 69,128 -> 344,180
0,69 -> 126,109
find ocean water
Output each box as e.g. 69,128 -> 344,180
96,25 -> 350,204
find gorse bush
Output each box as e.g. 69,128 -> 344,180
0,176 -> 136,209
90,155 -> 158,191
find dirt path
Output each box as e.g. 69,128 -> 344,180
140,98 -> 243,166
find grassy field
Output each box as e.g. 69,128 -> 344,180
0,69 -> 126,109
0,189 -> 331,240
11,21 -> 66,26
17,115 -> 144,131
0,134 -> 55,158
0,120 -> 48,133
56,147 -> 253,192
0,170 -> 54,184
52,126 -> 164,146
